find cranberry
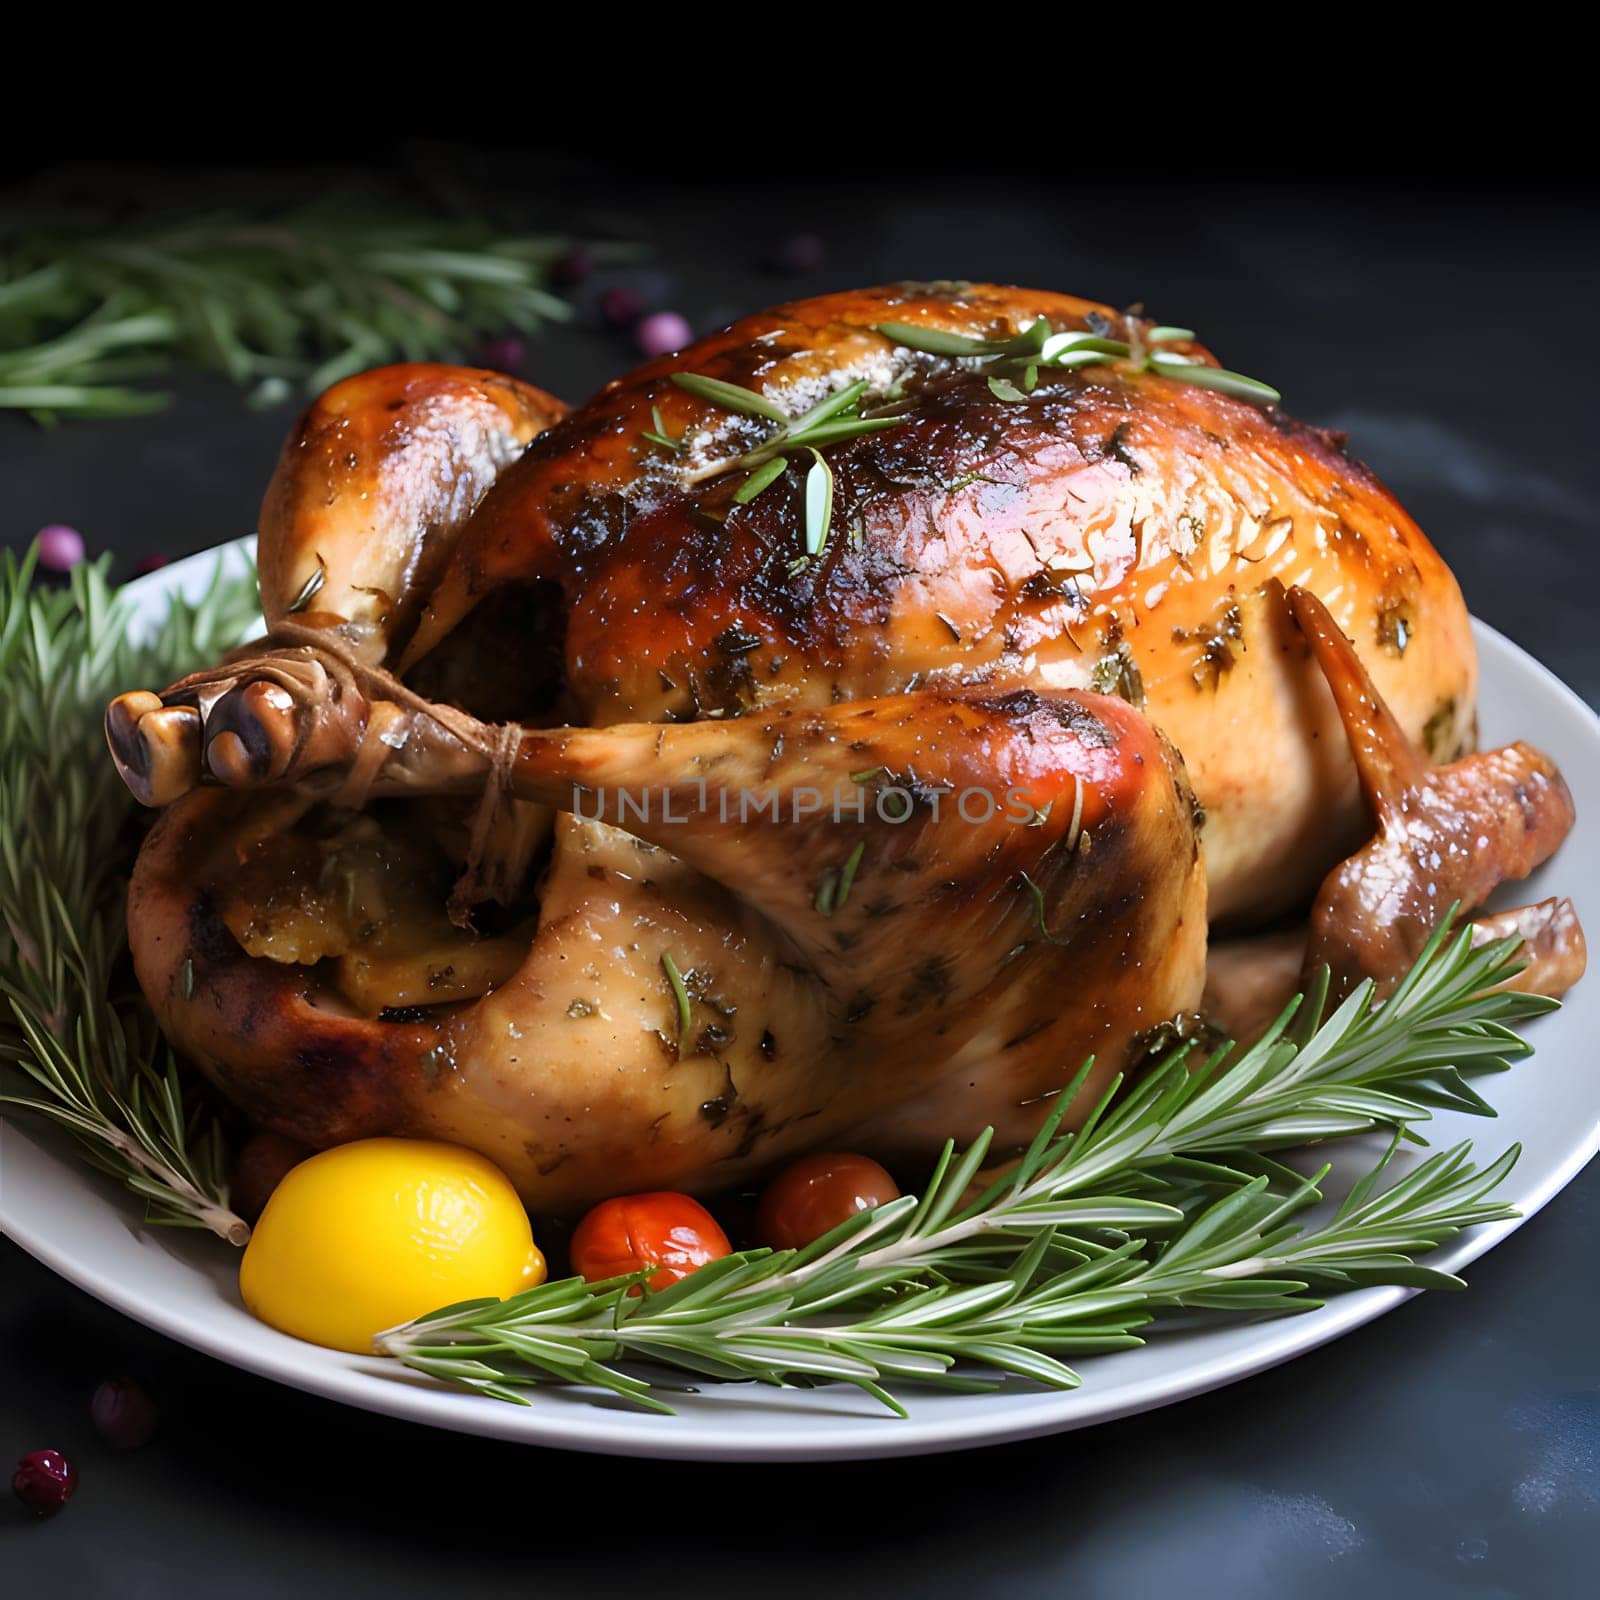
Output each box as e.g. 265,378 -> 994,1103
551,248 -> 593,286
91,1377 -> 160,1450
34,524 -> 85,572
635,311 -> 693,359
598,286 -> 643,328
481,335 -> 526,372
12,1449 -> 76,1514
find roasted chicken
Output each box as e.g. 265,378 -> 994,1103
105,283 -> 1579,1211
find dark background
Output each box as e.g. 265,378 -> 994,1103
3,155 -> 1598,1595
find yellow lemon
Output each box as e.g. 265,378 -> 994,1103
239,1137 -> 546,1354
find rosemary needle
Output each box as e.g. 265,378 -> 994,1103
733,456 -> 787,503
836,841 -> 865,908
660,950 -> 693,1051
642,404 -> 683,453
1019,872 -> 1071,945
803,449 -> 834,557
815,839 -> 866,916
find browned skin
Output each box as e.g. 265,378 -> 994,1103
258,363 -> 566,654
130,688 -> 1204,1210
1290,587 -> 1582,998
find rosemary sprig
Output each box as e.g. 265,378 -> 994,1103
877,317 -> 1281,405
666,372 -> 902,557
0,208 -> 618,423
379,924 -> 1545,1412
0,546 -> 260,1239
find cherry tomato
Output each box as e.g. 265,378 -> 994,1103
756,1153 -> 901,1251
570,1192 -> 731,1290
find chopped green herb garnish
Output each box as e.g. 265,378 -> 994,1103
816,842 -> 865,916
1090,644 -> 1146,708
876,319 -> 1050,361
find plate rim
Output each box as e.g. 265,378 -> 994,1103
3,542 -> 1598,1461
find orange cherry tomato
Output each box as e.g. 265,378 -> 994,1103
756,1153 -> 901,1251
569,1191 -> 732,1290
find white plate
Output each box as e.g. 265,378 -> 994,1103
4,542 -> 1599,1462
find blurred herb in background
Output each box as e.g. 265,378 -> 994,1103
0,207 -> 627,424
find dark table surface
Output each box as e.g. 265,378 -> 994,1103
3,177 -> 1598,1598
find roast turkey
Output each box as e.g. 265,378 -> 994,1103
105,283 -> 1579,1211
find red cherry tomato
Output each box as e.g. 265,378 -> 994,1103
756,1153 -> 901,1251
570,1192 -> 731,1290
